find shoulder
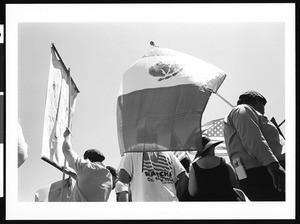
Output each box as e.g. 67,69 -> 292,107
121,152 -> 142,161
226,104 -> 259,122
75,157 -> 107,172
74,156 -> 88,165
165,151 -> 181,163
232,104 -> 254,115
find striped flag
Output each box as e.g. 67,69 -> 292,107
41,45 -> 79,170
202,118 -> 229,161
142,151 -> 173,173
117,47 -> 226,155
202,118 -> 225,141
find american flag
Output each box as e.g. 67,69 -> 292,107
202,118 -> 224,140
202,118 -> 229,162
142,152 -> 172,172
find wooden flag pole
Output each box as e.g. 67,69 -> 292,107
60,68 -> 72,202
214,92 -> 234,108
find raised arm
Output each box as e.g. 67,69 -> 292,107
62,128 -> 79,170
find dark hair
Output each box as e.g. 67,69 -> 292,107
83,149 -> 105,162
237,90 -> 267,106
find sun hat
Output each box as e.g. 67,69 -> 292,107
194,136 -> 223,159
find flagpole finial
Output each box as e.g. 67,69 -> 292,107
150,41 -> 158,47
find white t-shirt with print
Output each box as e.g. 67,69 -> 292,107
118,145 -> 186,202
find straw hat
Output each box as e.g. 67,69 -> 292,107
194,136 -> 223,159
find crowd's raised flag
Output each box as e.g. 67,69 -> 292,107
35,177 -> 73,202
202,118 -> 228,160
41,44 -> 79,174
117,44 -> 227,155
202,118 -> 225,141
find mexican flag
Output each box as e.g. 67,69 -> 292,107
117,46 -> 226,155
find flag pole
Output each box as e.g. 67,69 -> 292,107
270,117 -> 285,140
214,92 -> 234,108
278,119 -> 285,127
60,68 -> 71,202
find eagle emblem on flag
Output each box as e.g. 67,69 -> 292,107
149,62 -> 183,81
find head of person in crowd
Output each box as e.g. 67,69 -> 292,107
193,135 -> 223,160
83,149 -> 105,163
237,90 -> 267,115
106,165 -> 118,190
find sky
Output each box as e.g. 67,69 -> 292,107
5,3 -> 295,220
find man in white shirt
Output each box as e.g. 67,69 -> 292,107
118,143 -> 188,202
62,128 -> 112,201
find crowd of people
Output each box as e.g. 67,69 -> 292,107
19,90 -> 286,202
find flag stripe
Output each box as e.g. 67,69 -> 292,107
120,48 -> 226,95
117,47 -> 227,155
117,84 -> 211,154
142,152 -> 172,172
202,118 -> 224,138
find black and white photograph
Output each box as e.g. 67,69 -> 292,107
5,3 -> 295,220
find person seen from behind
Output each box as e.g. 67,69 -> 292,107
118,127 -> 189,201
188,136 -> 245,201
112,167 -> 132,202
223,90 -> 285,201
62,128 -> 113,201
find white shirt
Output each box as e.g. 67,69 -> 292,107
118,145 -> 186,202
